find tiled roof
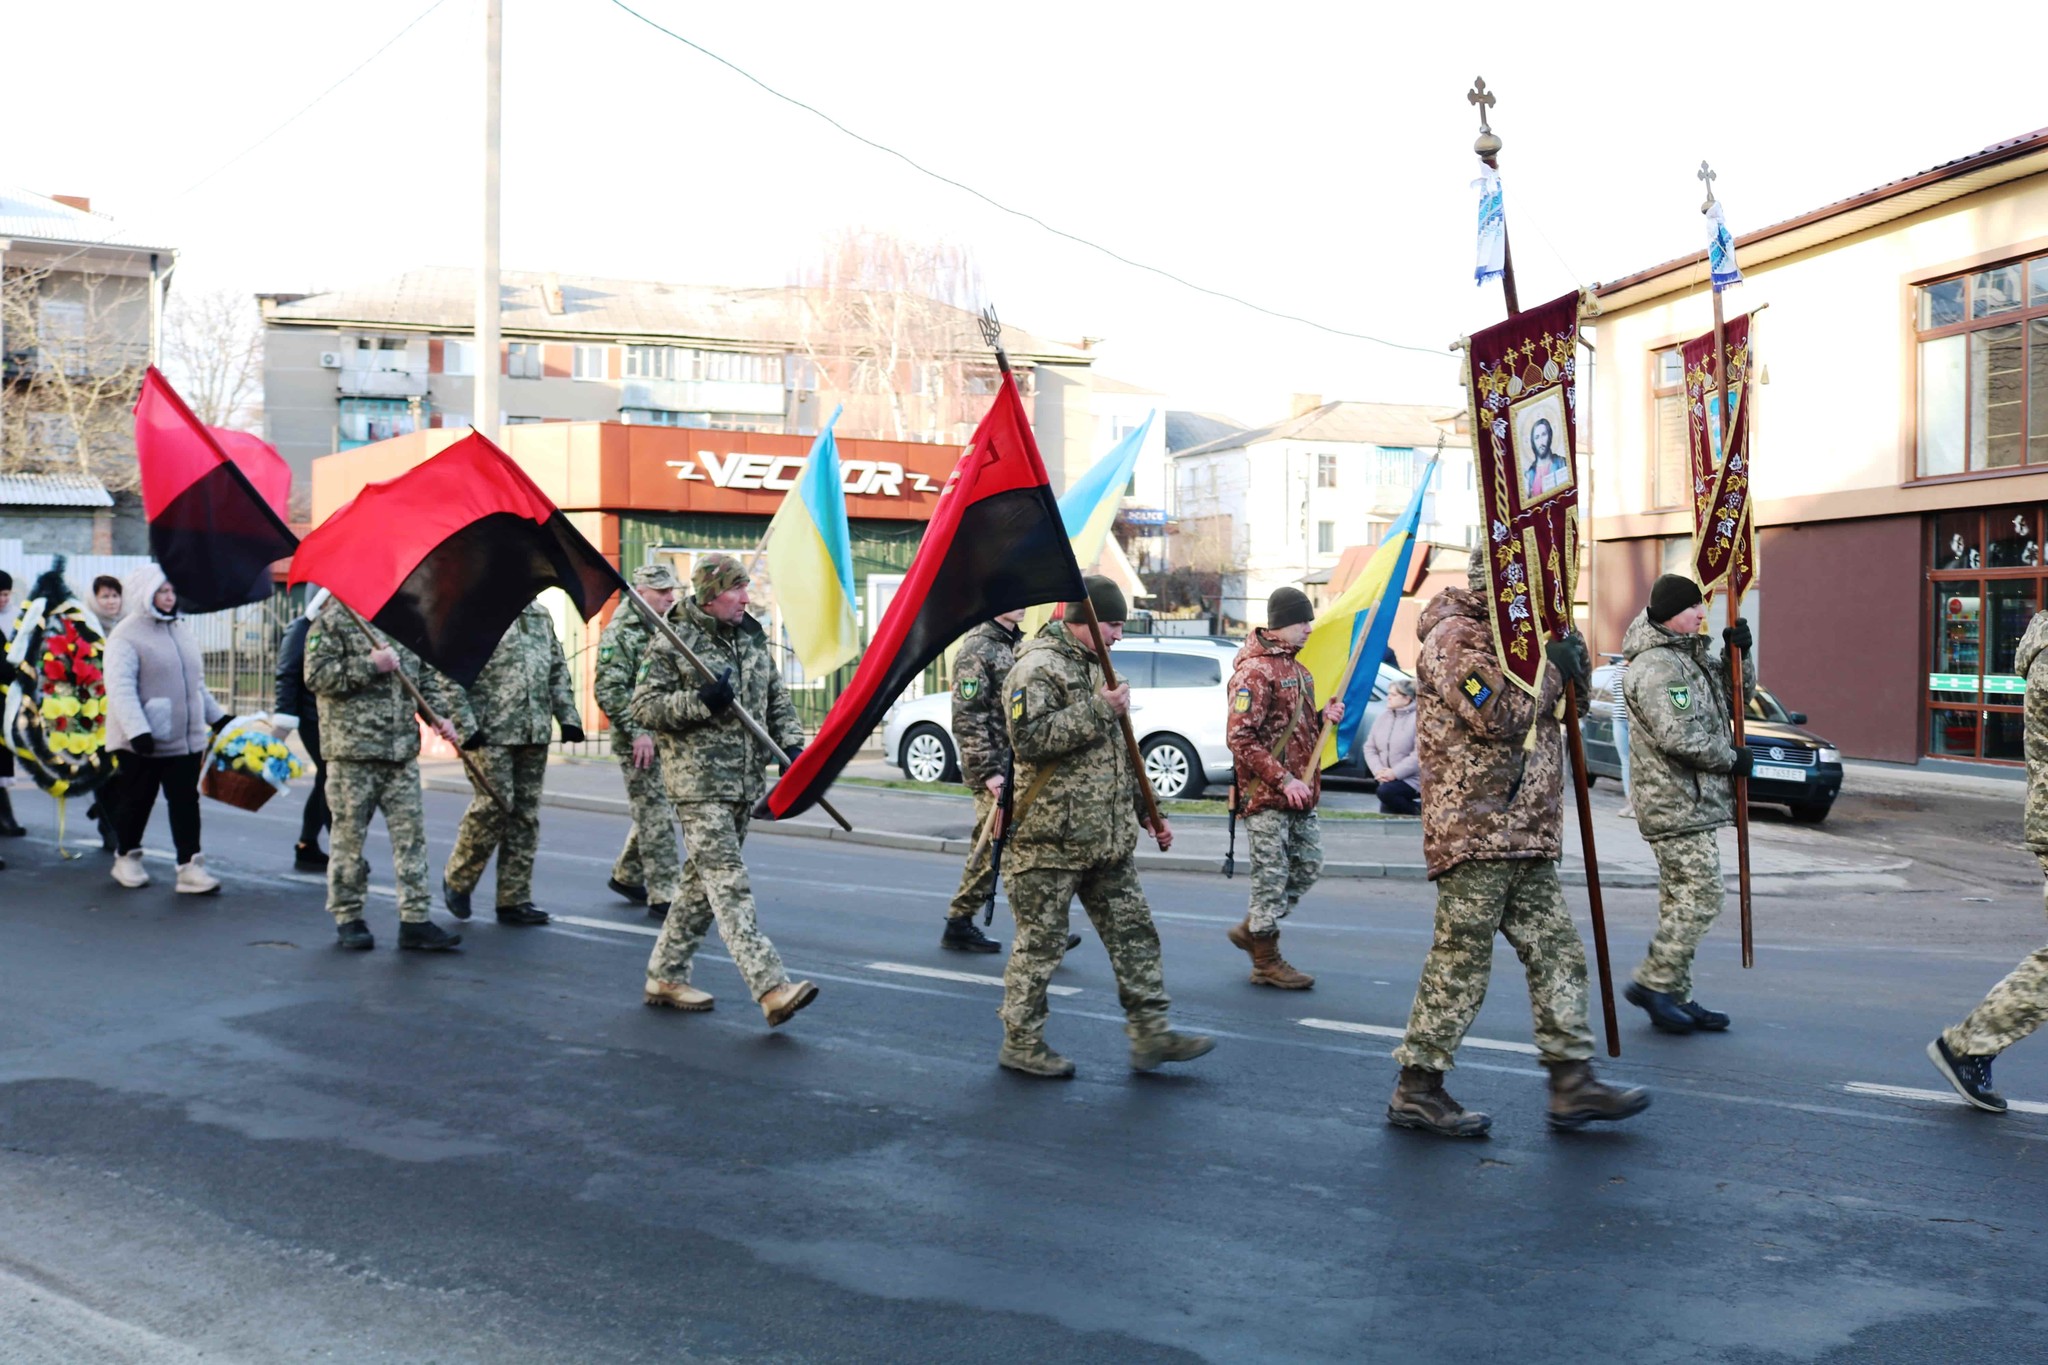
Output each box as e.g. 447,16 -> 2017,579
0,187 -> 174,253
1172,402 -> 1467,459
0,472 -> 115,508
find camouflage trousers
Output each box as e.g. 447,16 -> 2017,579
1394,858 -> 1595,1072
1000,856 -> 1170,1046
1245,807 -> 1322,934
946,787 -> 1000,921
610,753 -> 682,906
325,757 -> 432,925
444,743 -> 549,907
648,800 -> 790,1001
1634,829 -> 1724,999
1944,860 -> 2048,1057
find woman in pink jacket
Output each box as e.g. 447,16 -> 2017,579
1364,679 -> 1420,813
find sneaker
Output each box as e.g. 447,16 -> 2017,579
941,916 -> 1001,953
761,980 -> 819,1028
495,902 -> 550,926
398,920 -> 462,952
335,920 -> 374,951
442,878 -> 472,920
175,854 -> 221,896
1618,804 -> 1636,820
111,851 -> 151,889
644,978 -> 714,1011
1927,1036 -> 2008,1113
607,876 -> 648,904
294,842 -> 330,871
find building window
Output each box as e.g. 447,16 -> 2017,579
1926,506 -> 2045,763
1316,452 -> 1337,488
624,345 -> 679,379
507,343 -> 542,379
1317,520 -> 1335,555
337,397 -> 417,448
1916,255 -> 2048,477
1651,346 -> 1688,508
1373,447 -> 1415,486
505,415 -> 544,426
573,344 -> 609,381
440,340 -> 474,377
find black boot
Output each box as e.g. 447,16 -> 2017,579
295,842 -> 329,871
336,920 -> 374,951
0,789 -> 25,837
1682,1000 -> 1730,1031
398,920 -> 462,951
647,900 -> 669,922
442,878 -> 472,920
1625,982 -> 1696,1034
496,902 -> 550,926
941,916 -> 1000,953
1065,933 -> 1083,951
607,876 -> 647,904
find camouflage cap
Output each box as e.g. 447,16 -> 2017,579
632,562 -> 681,590
693,553 -> 749,602
1466,553 -> 1490,593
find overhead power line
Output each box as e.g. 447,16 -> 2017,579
604,0 -> 1447,358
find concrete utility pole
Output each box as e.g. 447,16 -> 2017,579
475,0 -> 502,442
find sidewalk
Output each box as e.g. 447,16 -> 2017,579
422,756 -> 1910,891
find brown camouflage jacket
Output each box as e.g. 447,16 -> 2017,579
1621,610 -> 1756,843
1003,621 -> 1145,873
2019,613 -> 2048,854
1415,587 -> 1570,879
1227,629 -> 1323,815
951,619 -> 1020,790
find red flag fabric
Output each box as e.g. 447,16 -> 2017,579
212,427 -> 292,521
287,432 -> 619,686
133,367 -> 300,612
762,371 -> 1085,820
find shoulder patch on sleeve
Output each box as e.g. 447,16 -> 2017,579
1233,686 -> 1253,713
957,677 -> 980,701
1009,686 -> 1026,720
1667,684 -> 1691,712
1461,674 -> 1494,708
306,631 -> 320,650
598,645 -> 614,663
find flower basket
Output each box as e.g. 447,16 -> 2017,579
201,765 -> 279,812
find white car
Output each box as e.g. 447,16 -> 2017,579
880,635 -> 1409,801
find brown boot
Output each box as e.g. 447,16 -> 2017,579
760,980 -> 819,1028
1386,1066 -> 1492,1137
1245,928 -> 1314,990
1545,1060 -> 1650,1130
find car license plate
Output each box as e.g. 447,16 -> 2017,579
1752,764 -> 1807,782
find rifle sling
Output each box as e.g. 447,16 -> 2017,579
1235,692 -> 1312,805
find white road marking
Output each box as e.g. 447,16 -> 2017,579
1297,1017 -> 1540,1056
555,914 -> 659,938
866,961 -> 1079,996
1844,1081 -> 2048,1117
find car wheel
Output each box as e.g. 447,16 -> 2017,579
1788,799 -> 1832,824
1140,734 -> 1204,800
901,725 -> 959,784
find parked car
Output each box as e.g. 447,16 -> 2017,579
880,634 -> 1411,801
1582,659 -> 1844,823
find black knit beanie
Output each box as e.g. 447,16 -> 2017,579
1068,574 -> 1128,625
1267,586 -> 1314,630
1647,574 -> 1704,624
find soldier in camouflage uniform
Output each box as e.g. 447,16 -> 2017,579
441,601 -> 583,926
1619,574 -> 1756,1035
630,554 -> 818,1027
304,597 -> 467,951
995,576 -> 1213,1079
1930,609 -> 2048,1113
942,609 -> 1025,953
596,564 -> 684,920
1386,555 -> 1648,1136
1225,586 -> 1342,990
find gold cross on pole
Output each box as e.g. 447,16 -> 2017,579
1698,159 -> 1718,212
1468,76 -> 1501,159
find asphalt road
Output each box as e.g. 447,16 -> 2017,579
3,781 -> 2047,1363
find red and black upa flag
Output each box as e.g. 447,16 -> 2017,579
287,432 -> 619,687
133,367 -> 300,612
762,371 -> 1085,820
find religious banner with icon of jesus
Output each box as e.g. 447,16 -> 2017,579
1465,289 -> 1582,694
1682,312 -> 1758,603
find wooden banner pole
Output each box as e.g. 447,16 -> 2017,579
336,604 -> 511,816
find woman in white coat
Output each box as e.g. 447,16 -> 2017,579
103,565 -> 227,893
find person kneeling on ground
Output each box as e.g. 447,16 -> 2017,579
1365,679 -> 1420,815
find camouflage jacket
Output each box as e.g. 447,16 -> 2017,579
1227,629 -> 1323,815
304,599 -> 464,763
952,619 -> 1021,789
2020,613 -> 2048,854
630,595 -> 804,805
1622,610 -> 1756,844
593,601 -> 676,756
1003,621 -> 1146,873
1415,587 -> 1574,880
444,602 -> 580,747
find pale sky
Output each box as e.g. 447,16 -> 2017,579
9,0 -> 2041,425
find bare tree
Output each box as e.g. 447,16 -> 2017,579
0,267 -> 149,489
163,286 -> 264,429
794,230 -> 1002,443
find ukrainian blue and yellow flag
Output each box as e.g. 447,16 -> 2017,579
1300,456 -> 1439,768
1021,412 -> 1154,631
764,406 -> 858,677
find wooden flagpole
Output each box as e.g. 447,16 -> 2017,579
1700,161 -> 1755,969
335,603 -> 511,815
1472,77 -> 1619,1055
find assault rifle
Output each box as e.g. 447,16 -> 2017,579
982,761 -> 1014,926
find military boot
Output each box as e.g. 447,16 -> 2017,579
607,876 -> 647,904
998,1036 -> 1076,1079
1246,930 -> 1313,990
335,920 -> 374,951
1386,1066 -> 1492,1138
1129,1027 -> 1216,1072
441,878 -> 473,920
647,900 -> 670,922
644,978 -> 714,1011
941,915 -> 1000,953
1624,982 -> 1696,1034
496,902 -> 551,926
761,980 -> 819,1027
1545,1060 -> 1651,1130
398,920 -> 463,952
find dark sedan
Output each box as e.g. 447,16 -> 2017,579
1582,662 -> 1843,823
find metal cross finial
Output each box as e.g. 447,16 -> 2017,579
1468,77 -> 1501,160
1698,160 -> 1718,213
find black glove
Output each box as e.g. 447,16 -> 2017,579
698,668 -> 735,714
1723,618 -> 1753,655
462,730 -> 488,751
779,743 -> 804,773
559,724 -> 585,744
210,714 -> 233,737
1544,635 -> 1592,694
129,734 -> 155,757
1728,745 -> 1754,779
